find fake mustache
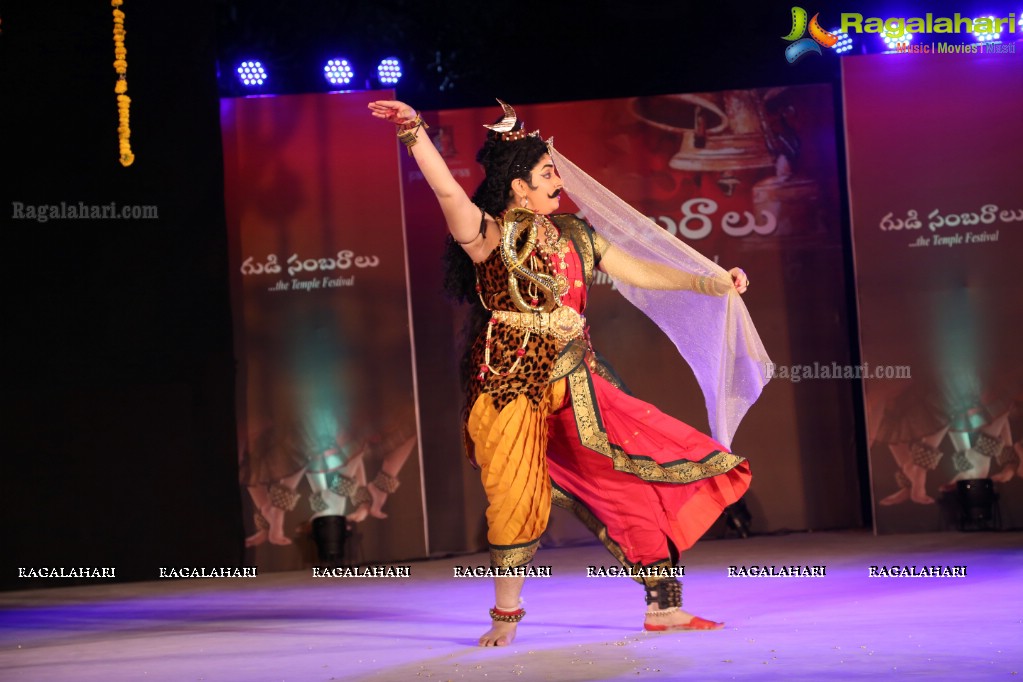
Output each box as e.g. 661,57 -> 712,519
549,188 -> 562,199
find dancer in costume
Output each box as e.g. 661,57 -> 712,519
369,99 -> 769,646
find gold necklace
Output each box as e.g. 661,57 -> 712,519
535,215 -> 569,296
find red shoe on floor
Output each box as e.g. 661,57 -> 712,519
644,614 -> 724,631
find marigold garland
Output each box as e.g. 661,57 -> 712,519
112,0 -> 134,166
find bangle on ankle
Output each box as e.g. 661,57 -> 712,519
489,605 -> 526,622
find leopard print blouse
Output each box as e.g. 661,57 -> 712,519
461,214 -> 607,460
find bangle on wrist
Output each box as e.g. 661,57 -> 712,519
397,112 -> 429,155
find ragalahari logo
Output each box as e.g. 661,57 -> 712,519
783,7 -> 839,63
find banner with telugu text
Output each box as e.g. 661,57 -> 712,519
221,90 -> 427,570
843,51 -> 1023,533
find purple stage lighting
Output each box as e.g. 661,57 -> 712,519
324,59 -> 354,87
236,60 -> 267,87
830,29 -> 854,54
973,16 -> 1001,42
377,58 -> 403,85
881,31 -> 913,52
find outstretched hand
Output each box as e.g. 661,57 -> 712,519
728,267 -> 750,295
368,100 -> 418,125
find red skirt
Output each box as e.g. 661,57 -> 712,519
546,371 -> 751,568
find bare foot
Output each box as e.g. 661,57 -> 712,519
990,466 -> 1014,483
245,529 -> 267,548
908,466 -> 934,504
348,502 -> 370,523
368,484 -> 389,519
995,446 -> 1023,482
879,488 -> 910,506
644,608 -> 723,631
943,470 -> 969,489
263,506 -> 292,545
478,621 -> 518,646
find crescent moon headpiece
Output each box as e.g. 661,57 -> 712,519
482,99 -> 541,142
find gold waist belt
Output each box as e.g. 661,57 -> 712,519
491,307 -> 586,342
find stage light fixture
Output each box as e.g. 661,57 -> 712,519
881,32 -> 913,52
377,58 -> 403,85
236,60 -> 267,87
973,16 -> 1001,42
324,59 -> 354,87
830,29 -> 854,54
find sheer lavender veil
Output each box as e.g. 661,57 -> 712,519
548,142 -> 771,449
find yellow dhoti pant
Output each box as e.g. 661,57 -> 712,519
467,380 -> 568,567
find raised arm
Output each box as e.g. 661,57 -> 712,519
368,100 -> 496,261
598,243 -> 750,295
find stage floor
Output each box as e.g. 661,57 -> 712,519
2,530 -> 1021,681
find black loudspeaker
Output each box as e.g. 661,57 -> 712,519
956,479 -> 999,531
312,515 -> 348,566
